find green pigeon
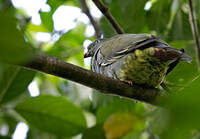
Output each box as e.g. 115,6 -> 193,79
84,34 -> 191,87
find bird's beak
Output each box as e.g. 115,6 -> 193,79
84,51 -> 91,58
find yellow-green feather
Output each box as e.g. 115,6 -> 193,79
119,47 -> 169,87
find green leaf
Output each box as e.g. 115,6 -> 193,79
82,125 -> 106,139
161,75 -> 200,139
103,113 -> 141,139
95,94 -> 146,124
146,0 -> 172,34
39,0 -> 65,33
15,95 -> 87,137
26,127 -> 58,139
0,64 -> 35,104
47,0 -> 66,10
27,23 -> 49,32
42,0 -> 80,33
166,40 -> 198,89
101,0 -> 147,35
168,9 -> 193,41
0,135 -> 11,139
0,12 -> 32,64
3,114 -> 18,136
169,75 -> 200,128
47,0 -> 80,9
147,109 -> 169,136
100,17 -> 116,38
47,23 -> 86,66
40,11 -> 54,32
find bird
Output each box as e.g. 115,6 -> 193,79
84,34 -> 192,87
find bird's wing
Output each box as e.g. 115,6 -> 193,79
99,34 -> 167,66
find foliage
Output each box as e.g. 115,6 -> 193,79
0,0 -> 199,139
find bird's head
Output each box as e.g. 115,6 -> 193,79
84,39 -> 103,58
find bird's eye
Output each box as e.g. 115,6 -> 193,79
88,40 -> 101,51
94,40 -> 100,44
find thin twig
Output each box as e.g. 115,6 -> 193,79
92,0 -> 124,34
80,0 -> 101,38
188,0 -> 200,69
22,55 -> 165,106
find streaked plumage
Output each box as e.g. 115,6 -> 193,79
84,34 -> 191,87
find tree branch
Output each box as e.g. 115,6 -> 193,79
92,0 -> 124,34
80,0 -> 101,38
22,55 -> 164,105
188,0 -> 200,69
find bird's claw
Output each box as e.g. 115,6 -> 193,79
123,80 -> 133,86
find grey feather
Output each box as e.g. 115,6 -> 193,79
86,34 -> 192,83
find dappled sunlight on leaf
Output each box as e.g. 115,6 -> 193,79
103,113 -> 142,139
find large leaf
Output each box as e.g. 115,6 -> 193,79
95,94 -> 146,124
166,40 -> 198,90
146,0 -> 172,35
100,17 -> 116,38
26,127 -> 58,139
0,136 -> 11,139
0,64 -> 35,104
168,9 -> 193,41
103,113 -> 141,139
82,125 -> 106,139
15,95 -> 87,137
101,0 -> 147,35
161,75 -> 200,139
0,12 -> 32,64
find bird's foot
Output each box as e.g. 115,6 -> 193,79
123,80 -> 133,86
